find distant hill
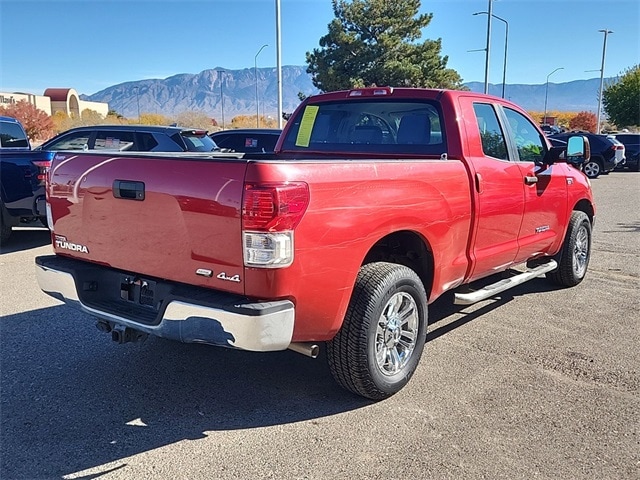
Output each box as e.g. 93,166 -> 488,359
465,79 -> 606,112
85,66 -> 611,119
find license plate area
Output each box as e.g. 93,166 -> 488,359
120,275 -> 158,309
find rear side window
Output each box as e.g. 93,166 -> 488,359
137,133 -> 159,151
280,99 -> 445,155
473,103 -> 508,160
0,120 -> 29,148
45,131 -> 91,151
93,131 -> 135,151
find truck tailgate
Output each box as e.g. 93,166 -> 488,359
48,152 -> 247,295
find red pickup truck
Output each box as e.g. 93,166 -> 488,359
36,88 -> 594,400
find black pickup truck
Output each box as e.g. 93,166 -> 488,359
0,116 -> 53,243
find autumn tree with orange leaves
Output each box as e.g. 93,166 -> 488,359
0,100 -> 54,141
569,111 -> 597,133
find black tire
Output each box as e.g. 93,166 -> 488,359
547,211 -> 592,287
583,158 -> 603,178
0,201 -> 12,244
327,262 -> 428,400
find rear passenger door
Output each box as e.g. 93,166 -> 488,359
466,101 -> 526,280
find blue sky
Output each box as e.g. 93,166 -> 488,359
1,0 -> 638,96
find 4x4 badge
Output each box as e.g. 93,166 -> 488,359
217,272 -> 241,283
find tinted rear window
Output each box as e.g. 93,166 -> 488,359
213,133 -> 279,152
0,120 -> 29,148
280,99 -> 445,155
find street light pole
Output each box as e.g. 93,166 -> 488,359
482,0 -> 494,94
254,44 -> 268,128
474,11 -> 508,98
275,0 -> 283,128
216,70 -> 225,130
596,29 -> 613,134
543,67 -> 564,126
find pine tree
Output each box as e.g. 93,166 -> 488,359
306,0 -> 464,92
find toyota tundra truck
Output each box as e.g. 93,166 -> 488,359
35,88 -> 594,400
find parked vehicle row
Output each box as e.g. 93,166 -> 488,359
549,132 -> 625,178
3,112 -> 636,244
36,124 -> 220,153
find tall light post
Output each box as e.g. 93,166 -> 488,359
482,0 -> 494,94
474,11 -> 508,98
254,44 -> 268,128
275,0 -> 283,128
543,67 -> 564,126
596,29 -> 613,134
216,70 -> 225,130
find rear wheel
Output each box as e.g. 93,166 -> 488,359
583,158 -> 603,178
0,201 -> 12,244
327,262 -> 428,400
547,211 -> 592,287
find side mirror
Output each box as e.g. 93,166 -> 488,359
566,135 -> 590,166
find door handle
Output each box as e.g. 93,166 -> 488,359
524,176 -> 538,185
475,173 -> 483,193
113,180 -> 145,200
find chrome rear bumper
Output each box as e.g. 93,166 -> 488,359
35,255 -> 294,352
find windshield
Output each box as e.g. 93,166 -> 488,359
280,99 -> 446,156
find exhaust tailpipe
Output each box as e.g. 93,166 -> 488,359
288,342 -> 319,358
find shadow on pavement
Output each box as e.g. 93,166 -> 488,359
0,305 -> 369,479
0,227 -> 50,254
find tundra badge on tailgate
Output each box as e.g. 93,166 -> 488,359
54,235 -> 89,254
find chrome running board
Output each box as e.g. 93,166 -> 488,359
454,260 -> 558,305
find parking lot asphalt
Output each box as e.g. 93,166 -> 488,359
1,172 -> 638,480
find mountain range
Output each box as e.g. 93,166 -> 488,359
85,66 -> 611,120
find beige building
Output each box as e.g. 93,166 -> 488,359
0,88 -> 109,117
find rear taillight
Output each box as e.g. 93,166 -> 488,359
242,182 -> 309,231
32,160 -> 51,184
242,182 -> 309,268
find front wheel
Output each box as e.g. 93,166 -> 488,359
327,262 -> 428,400
547,211 -> 592,287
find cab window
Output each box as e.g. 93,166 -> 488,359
504,108 -> 546,163
473,103 -> 508,160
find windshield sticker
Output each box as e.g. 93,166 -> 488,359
295,105 -> 319,147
